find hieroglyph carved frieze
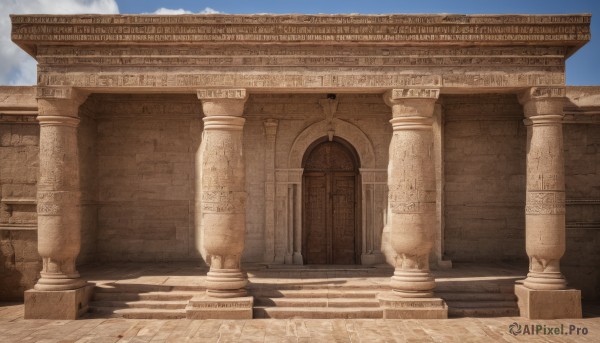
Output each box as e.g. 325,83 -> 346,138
35,46 -> 567,67
36,72 -> 566,89
11,14 -> 590,44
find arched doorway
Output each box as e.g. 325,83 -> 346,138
302,138 -> 360,264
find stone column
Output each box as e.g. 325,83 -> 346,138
377,89 -> 446,319
196,89 -> 249,298
25,87 -> 91,320
515,87 -> 581,319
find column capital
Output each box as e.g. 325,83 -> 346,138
197,88 -> 248,116
518,87 -> 566,118
36,87 -> 89,120
383,88 -> 440,118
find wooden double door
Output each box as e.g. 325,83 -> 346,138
303,140 -> 359,265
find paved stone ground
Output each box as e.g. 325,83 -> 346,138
0,303 -> 599,342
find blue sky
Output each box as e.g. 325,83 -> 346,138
1,0 -> 598,85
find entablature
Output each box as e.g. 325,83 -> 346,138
11,14 -> 590,56
11,14 -> 591,93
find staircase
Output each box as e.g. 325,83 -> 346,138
437,281 -> 520,317
88,284 -> 204,319
85,265 -> 520,319
252,288 -> 384,319
248,266 -> 389,319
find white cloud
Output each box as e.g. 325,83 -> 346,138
152,8 -> 194,15
0,0 -> 119,85
149,7 -> 222,15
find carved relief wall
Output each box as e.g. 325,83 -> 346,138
0,88 -> 40,299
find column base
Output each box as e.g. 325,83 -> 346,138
186,295 -> 253,319
377,291 -> 447,319
523,271 -> 567,290
24,284 -> 93,319
390,269 -> 435,297
34,273 -> 87,291
206,269 -> 247,298
515,284 -> 582,319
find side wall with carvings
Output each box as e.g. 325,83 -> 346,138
0,88 -> 40,300
0,87 -> 100,300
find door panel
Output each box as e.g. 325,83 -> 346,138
302,139 -> 359,265
304,173 -> 328,264
332,174 -> 356,264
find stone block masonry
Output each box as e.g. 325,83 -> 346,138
443,94 -> 527,263
94,94 -> 203,262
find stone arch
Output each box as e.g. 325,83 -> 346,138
288,119 -> 376,169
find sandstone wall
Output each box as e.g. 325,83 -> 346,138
443,94 -> 527,262
0,87 -> 40,300
78,100 -> 98,264
94,94 -> 203,262
92,93 -> 392,263
562,122 -> 600,300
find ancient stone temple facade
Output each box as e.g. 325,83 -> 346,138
1,14 -> 599,319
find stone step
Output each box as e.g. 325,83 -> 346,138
254,297 -> 380,308
90,300 -> 188,310
88,307 -> 187,319
448,307 -> 520,318
436,283 -> 515,294
254,306 -> 384,319
248,284 -> 391,291
93,291 -> 197,301
94,285 -> 205,293
445,300 -> 518,309
437,292 -> 517,301
250,289 -> 380,299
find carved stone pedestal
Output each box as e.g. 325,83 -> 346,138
24,284 -> 93,319
515,285 -> 581,319
185,295 -> 253,319
377,292 -> 447,319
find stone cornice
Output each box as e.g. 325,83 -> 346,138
11,14 -> 590,57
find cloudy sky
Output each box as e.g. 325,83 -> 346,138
1,0 -> 599,85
